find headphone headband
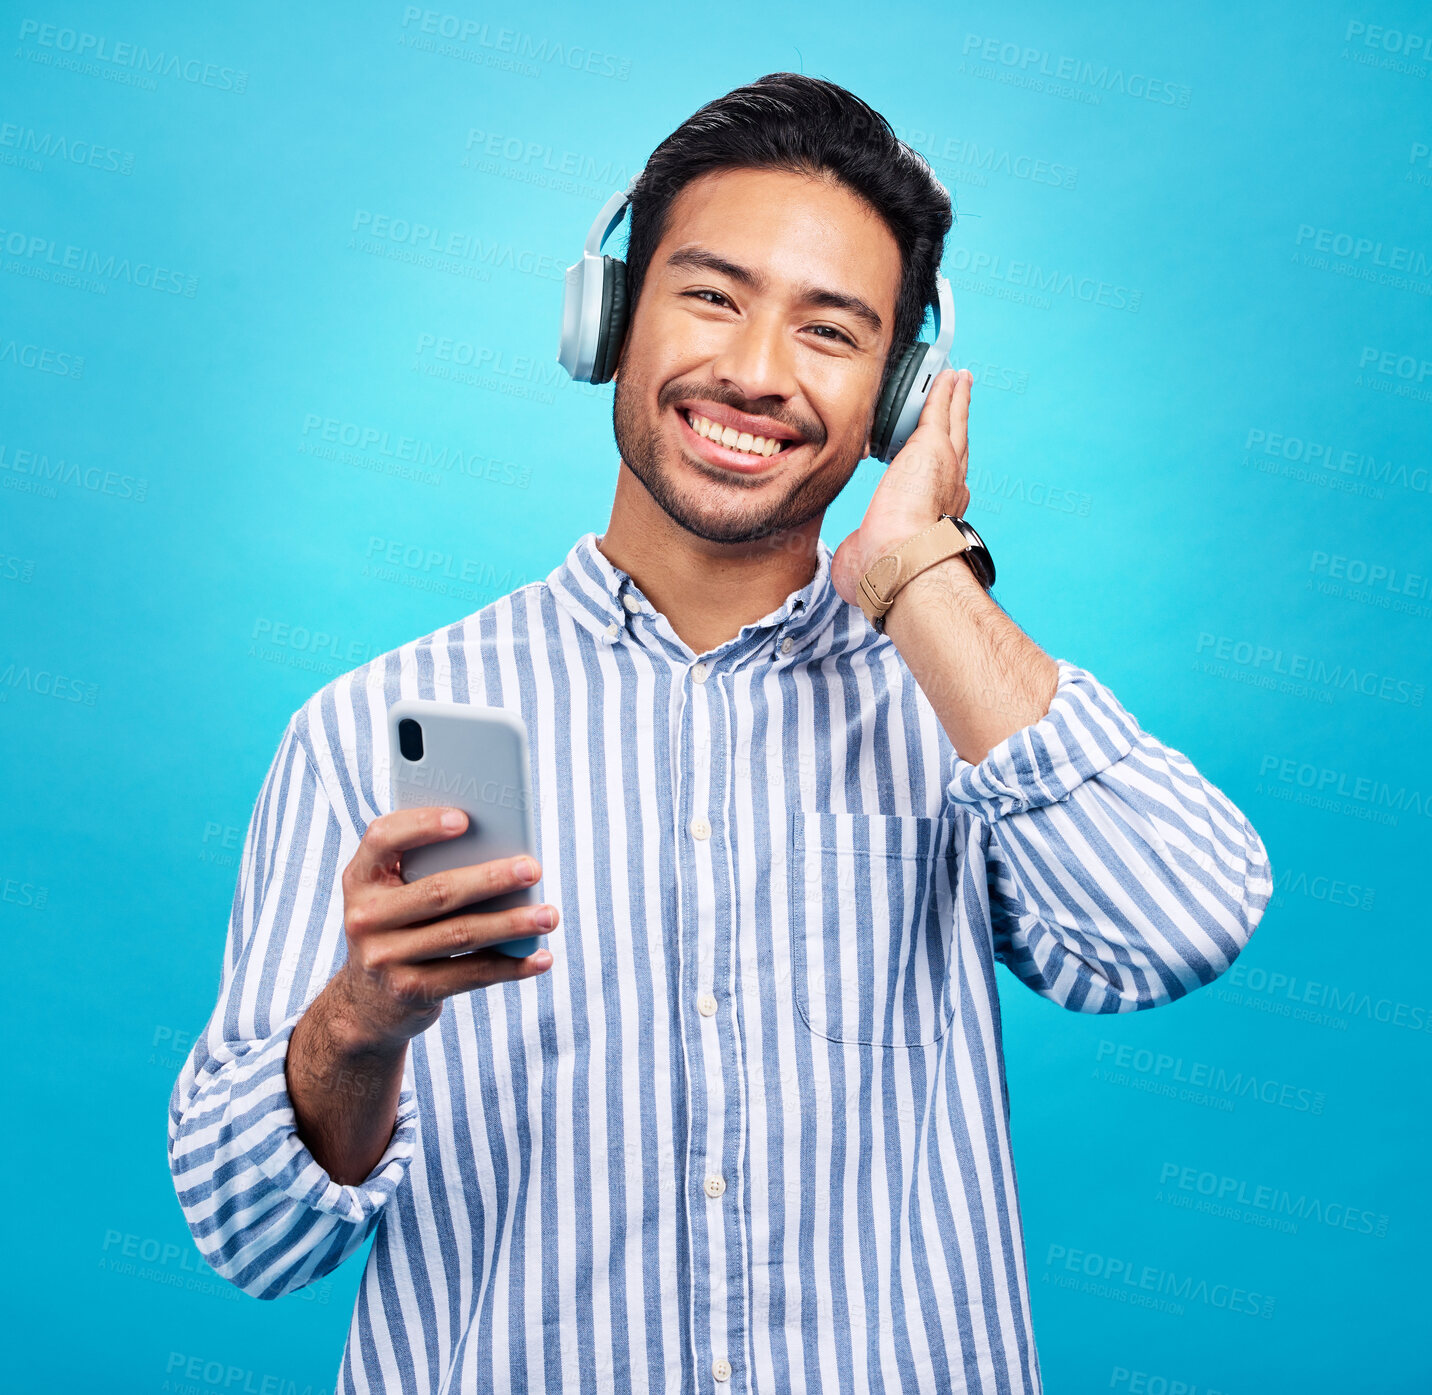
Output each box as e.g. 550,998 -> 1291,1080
584,174 -> 640,257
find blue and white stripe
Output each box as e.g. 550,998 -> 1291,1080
169,530 -> 1272,1393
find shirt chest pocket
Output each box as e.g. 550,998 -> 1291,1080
786,809 -> 961,1048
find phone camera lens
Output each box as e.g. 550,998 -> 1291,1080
398,718 -> 424,762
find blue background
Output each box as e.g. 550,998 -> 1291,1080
4,2 -> 1430,1390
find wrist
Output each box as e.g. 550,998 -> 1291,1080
857,514 -> 994,637
325,966 -> 417,1059
881,551 -> 986,644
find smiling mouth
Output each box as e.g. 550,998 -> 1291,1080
678,407 -> 801,461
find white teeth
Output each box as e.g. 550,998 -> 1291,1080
684,410 -> 790,458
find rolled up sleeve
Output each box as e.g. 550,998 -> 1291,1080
167,715 -> 420,1299
946,658 -> 1273,1012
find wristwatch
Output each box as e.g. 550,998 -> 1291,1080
856,514 -> 995,636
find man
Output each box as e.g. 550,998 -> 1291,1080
169,73 -> 1272,1394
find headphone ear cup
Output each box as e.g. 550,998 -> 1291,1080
590,256 -> 628,385
869,341 -> 926,461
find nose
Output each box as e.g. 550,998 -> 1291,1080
707,306 -> 798,407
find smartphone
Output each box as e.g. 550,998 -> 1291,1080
386,698 -> 542,959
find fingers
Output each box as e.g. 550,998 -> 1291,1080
348,850 -> 543,937
337,809 -> 557,1038
918,366 -> 958,440
949,368 -> 972,458
377,900 -> 560,964
346,806 -> 469,889
343,891 -> 560,1015
348,939 -> 554,1022
413,944 -> 554,1001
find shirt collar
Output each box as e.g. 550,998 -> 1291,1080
547,530 -> 845,662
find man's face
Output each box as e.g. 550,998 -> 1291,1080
611,166 -> 901,546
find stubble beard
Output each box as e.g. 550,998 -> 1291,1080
611,371 -> 863,547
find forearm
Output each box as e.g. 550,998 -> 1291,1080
287,969 -> 408,1186
882,552 -> 1059,765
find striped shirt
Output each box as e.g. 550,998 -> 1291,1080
169,529 -> 1273,1394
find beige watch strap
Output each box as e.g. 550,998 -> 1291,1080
857,516 -> 973,634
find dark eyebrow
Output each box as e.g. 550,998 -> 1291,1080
663,245 -> 884,339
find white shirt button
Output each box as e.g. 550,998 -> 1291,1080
691,661 -> 710,683
689,815 -> 710,840
622,593 -> 642,613
604,622 -> 619,639
704,1175 -> 726,1198
780,636 -> 794,654
712,1357 -> 731,1382
697,993 -> 717,1017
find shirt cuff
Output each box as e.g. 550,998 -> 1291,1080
235,1010 -> 421,1225
945,657 -> 1144,822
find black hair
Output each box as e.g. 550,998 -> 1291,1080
623,72 -> 953,405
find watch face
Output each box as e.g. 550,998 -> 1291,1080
948,516 -> 995,590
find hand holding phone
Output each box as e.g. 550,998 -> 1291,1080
334,804 -> 559,1047
320,700 -> 557,1048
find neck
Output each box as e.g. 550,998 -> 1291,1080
597,462 -> 822,656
